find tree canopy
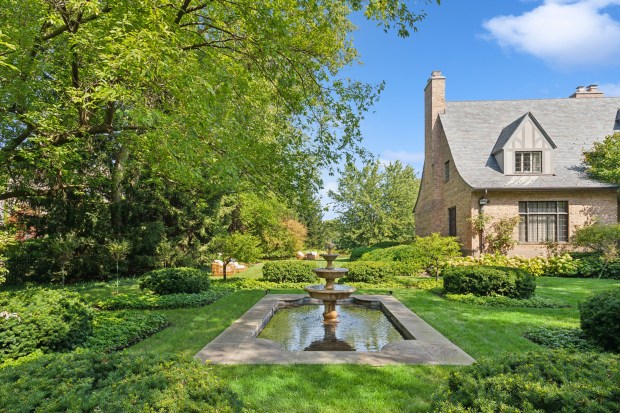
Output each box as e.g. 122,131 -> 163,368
329,160 -> 420,248
0,0 -> 437,281
583,132 -> 620,186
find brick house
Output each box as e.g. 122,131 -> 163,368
414,71 -> 620,257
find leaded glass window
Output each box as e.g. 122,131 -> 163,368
518,201 -> 568,242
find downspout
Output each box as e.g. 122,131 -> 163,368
478,189 -> 488,255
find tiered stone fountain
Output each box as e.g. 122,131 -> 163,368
304,243 -> 356,323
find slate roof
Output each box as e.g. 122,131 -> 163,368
490,112 -> 556,155
439,97 -> 620,190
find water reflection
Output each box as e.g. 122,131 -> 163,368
258,304 -> 405,352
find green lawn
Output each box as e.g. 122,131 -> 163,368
3,273 -> 616,412
107,276 -> 618,412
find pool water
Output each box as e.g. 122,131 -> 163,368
258,303 -> 406,352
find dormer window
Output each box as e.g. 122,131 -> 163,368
515,151 -> 542,173
492,112 -> 555,175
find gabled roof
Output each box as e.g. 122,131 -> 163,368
439,97 -> 620,190
491,112 -> 556,155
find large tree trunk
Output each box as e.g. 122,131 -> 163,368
111,145 -> 130,232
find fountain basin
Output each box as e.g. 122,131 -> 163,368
313,268 -> 348,278
194,294 -> 476,365
304,284 -> 356,301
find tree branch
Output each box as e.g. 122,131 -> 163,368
175,0 -> 193,24
41,6 -> 112,41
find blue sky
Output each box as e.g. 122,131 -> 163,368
321,0 -> 620,218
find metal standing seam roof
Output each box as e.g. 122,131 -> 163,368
439,97 -> 620,190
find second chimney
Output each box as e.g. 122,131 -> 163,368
570,84 -> 604,98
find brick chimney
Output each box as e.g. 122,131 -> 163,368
570,84 -> 604,98
424,70 -> 446,162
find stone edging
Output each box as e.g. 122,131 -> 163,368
194,294 -> 475,365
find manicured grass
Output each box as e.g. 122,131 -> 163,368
216,364 -> 450,413
4,275 -> 617,412
126,290 -> 264,357
119,276 -> 619,412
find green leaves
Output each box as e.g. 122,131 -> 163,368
330,160 -> 420,248
583,132 -> 620,185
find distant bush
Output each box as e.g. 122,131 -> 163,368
0,289 -> 93,360
261,261 -> 318,283
358,242 -> 454,276
580,288 -> 620,352
360,244 -> 418,261
0,351 -> 243,412
84,311 -> 169,352
349,246 -> 376,261
432,350 -> 620,412
95,288 -> 231,310
339,261 -> 397,283
389,260 -> 425,276
442,265 -> 536,299
139,267 -> 210,295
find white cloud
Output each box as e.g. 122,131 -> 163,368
483,0 -> 620,67
599,81 -> 620,95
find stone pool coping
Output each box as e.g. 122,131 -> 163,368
194,294 -> 475,366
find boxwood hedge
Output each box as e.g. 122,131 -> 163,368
580,288 -> 620,352
442,265 -> 536,299
261,261 -> 319,283
139,267 -> 210,295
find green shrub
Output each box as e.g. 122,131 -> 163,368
95,287 -> 231,310
84,311 -> 169,351
358,244 -> 439,276
444,293 -> 566,308
390,260 -> 425,276
432,350 -> 620,412
339,261 -> 396,283
349,246 -> 376,261
442,265 -> 536,299
360,244 -> 414,261
0,350 -> 243,412
261,261 -> 319,283
0,289 -> 93,360
523,327 -> 600,351
580,288 -> 620,352
139,267 -> 210,295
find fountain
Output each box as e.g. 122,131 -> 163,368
304,243 -> 356,323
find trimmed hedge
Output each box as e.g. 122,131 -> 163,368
261,261 -> 319,283
0,351 -> 243,412
349,246 -> 376,261
442,265 -> 536,299
339,261 -> 397,283
0,289 -> 93,361
94,287 -> 231,310
432,350 -> 620,412
139,267 -> 210,295
580,288 -> 620,352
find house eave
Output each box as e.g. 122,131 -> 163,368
471,185 -> 619,192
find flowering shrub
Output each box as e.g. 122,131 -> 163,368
450,253 -> 580,277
